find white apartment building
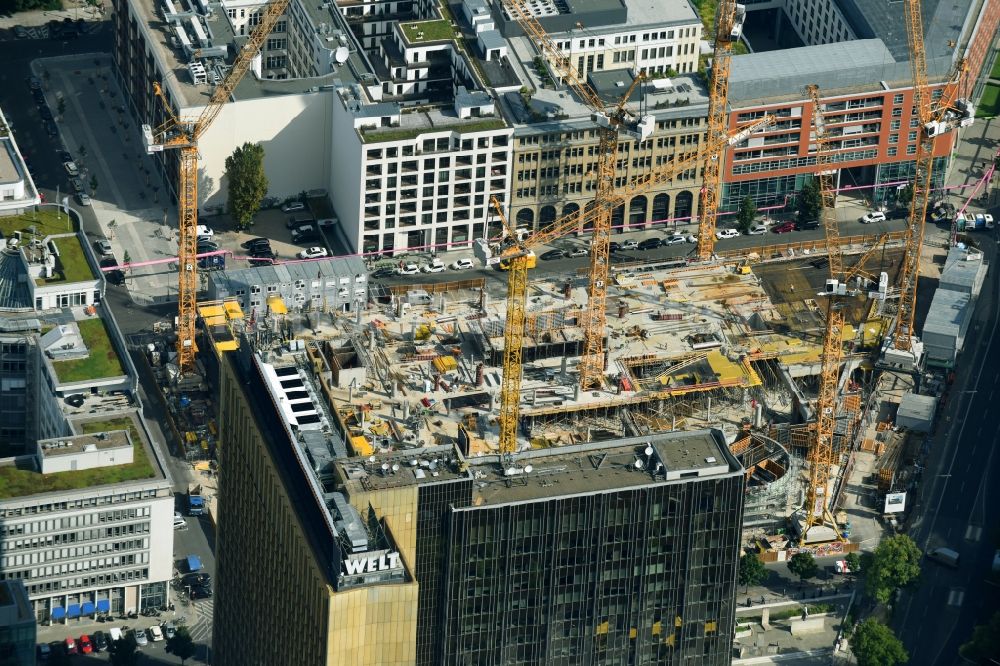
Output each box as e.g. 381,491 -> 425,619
0,412 -> 175,623
331,85 -> 512,255
550,19 -> 703,78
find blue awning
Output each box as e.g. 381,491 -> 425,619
51,607 -> 65,620
81,601 -> 95,615
186,555 -> 202,572
67,604 -> 81,618
96,599 -> 110,613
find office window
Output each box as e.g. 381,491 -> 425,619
906,145 -> 916,155
887,146 -> 898,156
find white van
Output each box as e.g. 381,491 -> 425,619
173,512 -> 186,529
108,627 -> 123,643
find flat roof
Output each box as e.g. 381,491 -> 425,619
0,139 -> 21,184
464,430 -> 742,506
621,0 -> 698,27
837,0 -> 974,62
0,412 -> 165,501
923,288 -> 970,336
39,430 -> 131,458
335,444 -> 471,492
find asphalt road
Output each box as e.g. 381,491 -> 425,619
893,229 -> 1000,663
0,24 -> 110,245
374,216 -> 912,288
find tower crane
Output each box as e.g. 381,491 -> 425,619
891,0 -> 972,362
142,0 -> 292,374
500,0 -> 655,390
800,85 -> 888,544
480,116 -> 774,457
696,1 -> 747,261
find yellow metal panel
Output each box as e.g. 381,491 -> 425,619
595,621 -> 609,635
214,340 -> 239,352
198,305 -> 225,318
350,435 -> 374,457
223,301 -> 244,319
267,296 -> 288,314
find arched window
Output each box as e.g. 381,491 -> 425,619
628,196 -> 648,227
675,191 -> 694,220
652,193 -> 670,224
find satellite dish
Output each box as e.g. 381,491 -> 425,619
644,446 -> 653,456
634,459 -> 643,469
334,46 -> 349,64
391,464 -> 400,472
524,465 -> 533,474
368,456 -> 376,463
381,463 -> 390,472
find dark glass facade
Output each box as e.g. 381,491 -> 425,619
416,479 -> 473,666
438,476 -> 745,666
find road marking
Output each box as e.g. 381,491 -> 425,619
964,525 -> 982,542
990,389 -> 996,401
947,588 -> 965,606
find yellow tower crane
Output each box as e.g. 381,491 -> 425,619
801,85 -> 889,544
697,1 -> 746,261
500,0 -> 655,390
892,0 -> 971,361
482,116 -> 774,457
142,0 -> 292,373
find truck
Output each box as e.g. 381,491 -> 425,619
187,485 -> 204,516
926,546 -> 960,568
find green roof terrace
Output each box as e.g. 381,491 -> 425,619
400,19 -> 455,43
0,415 -> 159,500
50,317 -> 126,383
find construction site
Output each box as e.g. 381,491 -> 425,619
131,0 -> 983,564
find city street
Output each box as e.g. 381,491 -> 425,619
892,117 -> 1000,662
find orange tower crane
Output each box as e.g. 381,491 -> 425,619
500,0 -> 655,390
142,0 -> 292,373
697,1 -> 746,261
481,116 -> 774,457
892,0 -> 972,359
801,85 -> 889,544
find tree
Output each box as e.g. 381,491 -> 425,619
797,177 -> 822,223
787,552 -> 819,582
224,142 -> 269,231
57,97 -> 66,118
736,196 -> 757,233
90,174 -> 98,195
107,219 -> 118,240
844,551 -> 862,574
166,625 -> 198,665
738,552 -> 768,591
851,618 -> 908,666
865,535 -> 921,605
960,611 -> 1000,664
108,636 -> 140,666
78,145 -> 87,158
897,184 -> 913,208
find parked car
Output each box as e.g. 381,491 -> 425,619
663,234 -> 688,245
100,258 -> 125,286
197,240 -> 220,253
715,228 -> 739,239
772,222 -> 797,234
281,201 -> 306,213
190,585 -> 213,599
92,631 -> 108,652
248,256 -> 274,266
886,207 -> 909,220
422,258 -> 445,273
397,263 -> 419,275
638,237 -> 662,250
14,25 -> 28,39
196,224 -> 214,238
566,247 -> 588,258
132,628 -> 148,647
77,193 -> 91,206
292,230 -> 319,244
539,249 -> 565,261
286,214 -> 316,229
32,89 -> 45,105
296,246 -> 328,259
371,266 -> 395,279
240,237 -> 270,250
64,637 -> 77,655
859,211 -> 886,224
619,239 -> 639,251
93,239 -> 113,256
161,622 -> 176,640
149,625 -> 164,642
40,105 -> 53,122
449,258 -> 474,270
70,177 -> 84,193
79,635 -> 93,654
37,643 -> 51,661
747,224 -> 768,235
182,572 -> 212,587
984,213 -> 995,229
63,161 -> 79,176
57,150 -> 73,163
28,75 -> 42,90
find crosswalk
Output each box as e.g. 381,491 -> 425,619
184,599 -> 214,643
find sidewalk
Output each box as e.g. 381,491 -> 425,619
0,0 -> 105,29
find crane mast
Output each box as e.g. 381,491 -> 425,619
488,116 -> 773,456
144,0 -> 292,373
697,1 -> 746,261
893,0 -> 971,356
501,0 -> 653,390
801,84 -> 843,543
